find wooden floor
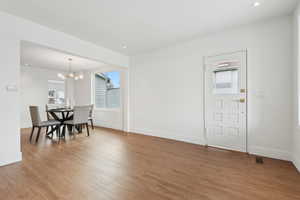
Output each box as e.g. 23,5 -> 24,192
0,128 -> 300,200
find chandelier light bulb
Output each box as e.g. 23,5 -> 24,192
57,73 -> 65,79
57,58 -> 84,80
69,73 -> 74,78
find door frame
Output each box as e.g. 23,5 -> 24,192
203,49 -> 248,153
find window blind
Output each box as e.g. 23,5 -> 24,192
95,75 -> 106,108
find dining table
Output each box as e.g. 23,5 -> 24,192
46,108 -> 82,138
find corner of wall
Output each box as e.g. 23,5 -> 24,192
292,2 -> 300,172
293,154 -> 300,172
248,146 -> 291,161
0,151 -> 22,167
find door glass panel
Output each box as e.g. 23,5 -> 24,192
213,69 -> 238,94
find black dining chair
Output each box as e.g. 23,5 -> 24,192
64,105 -> 90,137
29,106 -> 61,143
45,104 -> 57,136
88,104 -> 94,129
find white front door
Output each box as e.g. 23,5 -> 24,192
204,51 -> 247,152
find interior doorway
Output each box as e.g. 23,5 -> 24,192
20,41 -> 128,132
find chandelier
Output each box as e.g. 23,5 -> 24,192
57,58 -> 84,80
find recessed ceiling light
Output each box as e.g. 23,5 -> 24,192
122,45 -> 127,49
253,2 -> 261,7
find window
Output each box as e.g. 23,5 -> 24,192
94,71 -> 120,109
48,80 -> 65,105
213,69 -> 239,94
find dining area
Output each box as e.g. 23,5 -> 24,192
29,104 -> 94,143
20,41 -> 124,146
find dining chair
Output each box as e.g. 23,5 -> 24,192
45,104 -> 56,135
64,105 -> 90,137
46,104 -> 54,120
29,106 -> 61,143
88,104 -> 94,129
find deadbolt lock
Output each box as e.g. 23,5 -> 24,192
239,99 -> 246,103
240,89 -> 246,93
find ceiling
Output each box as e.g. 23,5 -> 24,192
1,0 -> 298,55
21,41 -> 106,71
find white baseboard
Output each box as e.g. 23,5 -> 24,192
95,122 -> 123,131
131,128 -> 292,161
130,128 -> 206,146
0,151 -> 22,167
248,146 -> 291,161
21,126 -> 31,129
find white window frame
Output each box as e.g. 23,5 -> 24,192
91,70 -> 122,112
48,80 -> 65,106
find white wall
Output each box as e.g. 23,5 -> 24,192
130,16 -> 293,161
0,11 -> 129,166
292,4 -> 300,171
74,67 -> 129,131
20,66 -> 74,128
